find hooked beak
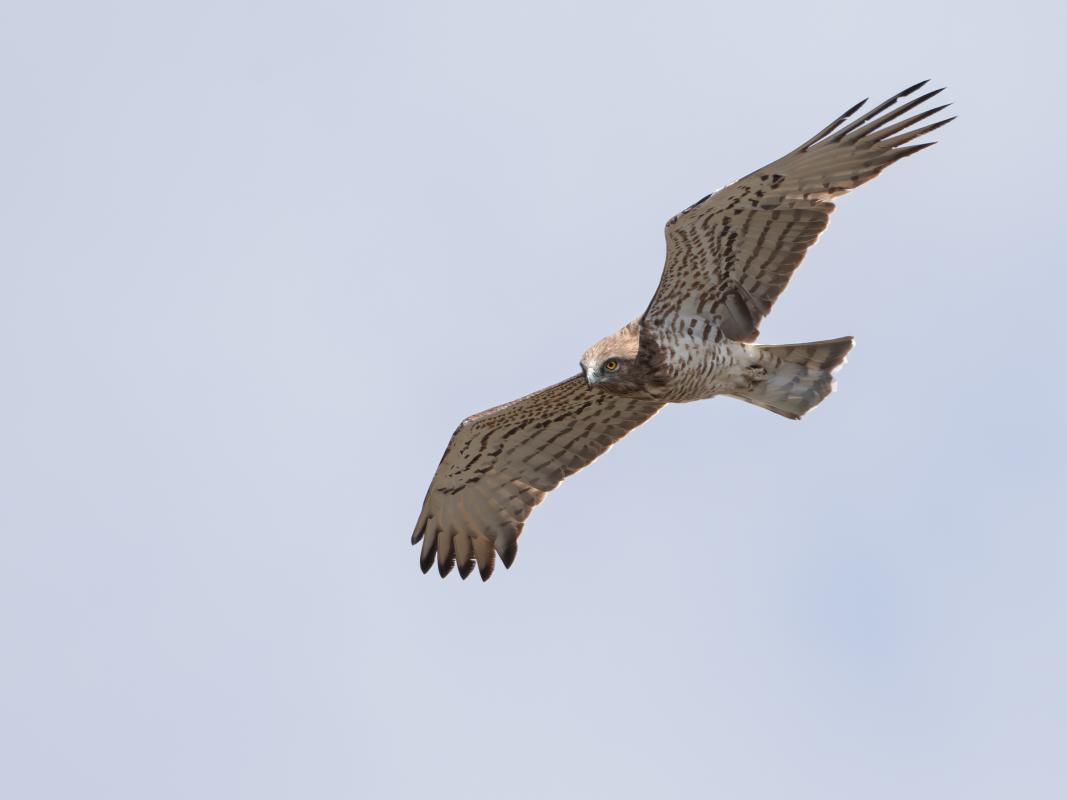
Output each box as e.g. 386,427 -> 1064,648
583,366 -> 596,388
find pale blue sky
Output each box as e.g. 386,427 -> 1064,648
2,2 -> 1065,798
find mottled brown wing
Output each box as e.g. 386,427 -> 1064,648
412,376 -> 663,580
646,81 -> 953,341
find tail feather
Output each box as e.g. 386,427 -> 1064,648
738,336 -> 854,419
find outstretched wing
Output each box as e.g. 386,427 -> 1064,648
645,81 -> 954,341
412,376 -> 663,580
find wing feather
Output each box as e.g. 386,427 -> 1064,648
412,375 -> 663,580
646,82 -> 953,340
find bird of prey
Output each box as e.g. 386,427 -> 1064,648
412,81 -> 952,580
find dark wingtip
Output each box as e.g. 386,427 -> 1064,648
411,514 -> 431,545
438,555 -> 455,578
419,550 -> 434,574
897,141 -> 939,158
844,98 -> 867,117
457,560 -> 474,580
500,541 -> 518,569
901,79 -> 930,96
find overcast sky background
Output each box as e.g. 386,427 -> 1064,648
2,2 -> 1065,798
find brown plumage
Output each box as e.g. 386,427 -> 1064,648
412,81 -> 952,579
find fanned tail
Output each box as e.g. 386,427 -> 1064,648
738,337 -> 854,419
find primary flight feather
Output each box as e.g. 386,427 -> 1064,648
412,81 -> 953,580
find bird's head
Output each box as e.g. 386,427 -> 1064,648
580,321 -> 642,392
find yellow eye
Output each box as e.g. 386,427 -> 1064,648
604,360 -> 619,372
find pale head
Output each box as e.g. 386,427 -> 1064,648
580,320 -> 642,390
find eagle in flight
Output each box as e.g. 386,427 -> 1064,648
412,81 -> 952,580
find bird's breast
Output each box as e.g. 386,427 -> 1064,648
647,325 -> 737,403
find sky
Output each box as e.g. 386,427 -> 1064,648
2,1 -> 1065,798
